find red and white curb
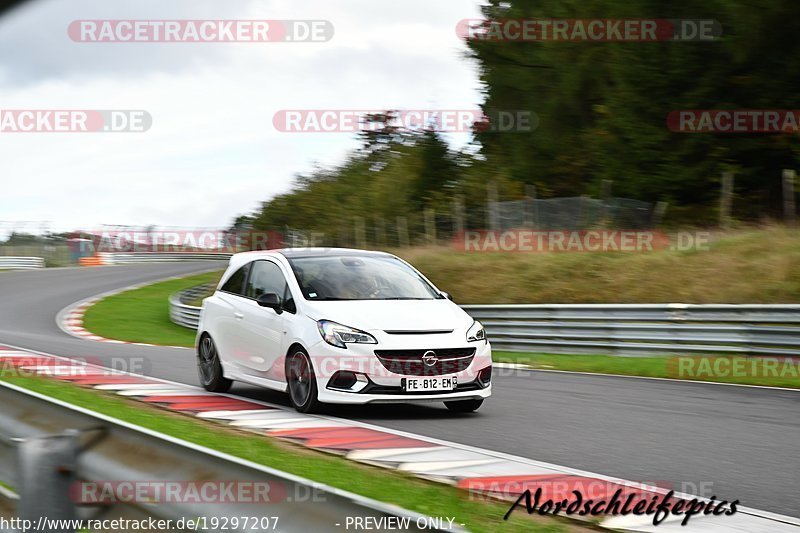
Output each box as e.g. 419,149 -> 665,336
58,291 -> 188,348
58,295 -> 122,344
1,344 -> 797,532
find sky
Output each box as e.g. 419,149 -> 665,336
0,0 -> 485,236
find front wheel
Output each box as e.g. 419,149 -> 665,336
286,348 -> 322,413
197,335 -> 232,393
444,399 -> 484,413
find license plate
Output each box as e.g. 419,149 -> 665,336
402,376 -> 457,392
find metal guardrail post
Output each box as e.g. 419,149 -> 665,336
16,432 -> 81,533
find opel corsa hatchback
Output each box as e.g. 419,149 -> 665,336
196,248 -> 492,413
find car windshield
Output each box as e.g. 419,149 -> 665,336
288,255 -> 442,301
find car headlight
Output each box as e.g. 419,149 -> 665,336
317,320 -> 378,349
467,320 -> 486,342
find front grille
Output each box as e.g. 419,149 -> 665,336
374,348 -> 476,376
383,330 -> 454,335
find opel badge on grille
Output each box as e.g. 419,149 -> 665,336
422,351 -> 438,366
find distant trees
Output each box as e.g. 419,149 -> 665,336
468,0 -> 800,221
252,115 -> 479,245
248,0 -> 800,239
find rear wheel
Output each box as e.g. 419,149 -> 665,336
286,348 -> 322,413
197,335 -> 232,393
444,399 -> 484,413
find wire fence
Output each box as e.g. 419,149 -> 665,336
0,195 -> 659,260
283,195 -> 658,249
493,196 -> 655,231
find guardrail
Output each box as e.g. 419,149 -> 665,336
105,252 -> 232,264
169,283 -> 214,329
463,303 -> 800,356
0,380 -> 454,532
0,257 -> 45,270
169,287 -> 800,356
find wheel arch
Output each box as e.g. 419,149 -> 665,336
284,342 -> 309,367
195,329 -> 212,353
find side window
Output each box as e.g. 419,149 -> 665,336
220,264 -> 250,296
283,284 -> 296,314
246,261 -> 288,300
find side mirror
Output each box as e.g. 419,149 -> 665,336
256,293 -> 283,314
441,292 -> 453,301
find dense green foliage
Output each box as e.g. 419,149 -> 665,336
251,0 -> 800,241
469,0 -> 800,222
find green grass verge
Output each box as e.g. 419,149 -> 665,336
0,375 -> 579,533
399,226 -> 800,304
494,352 -> 800,388
82,271 -> 222,347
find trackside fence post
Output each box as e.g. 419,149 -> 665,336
17,432 -> 81,533
720,171 -> 734,229
783,169 -> 796,226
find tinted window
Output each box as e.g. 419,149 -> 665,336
246,260 -> 288,299
288,255 -> 441,301
220,264 -> 250,295
283,284 -> 296,314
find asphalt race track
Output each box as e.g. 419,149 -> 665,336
0,264 -> 797,518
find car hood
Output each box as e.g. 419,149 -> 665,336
302,299 -> 473,332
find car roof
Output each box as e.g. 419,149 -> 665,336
226,247 -> 392,272
277,247 -> 392,259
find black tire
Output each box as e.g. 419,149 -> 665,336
444,399 -> 484,413
286,348 -> 322,413
197,334 -> 233,393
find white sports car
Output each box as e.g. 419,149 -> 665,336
196,248 -> 492,413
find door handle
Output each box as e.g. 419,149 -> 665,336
234,312 -> 244,319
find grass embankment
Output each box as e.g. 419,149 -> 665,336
493,352 -> 799,389
400,226 -> 800,304
82,271 -> 222,347
0,375 -> 577,533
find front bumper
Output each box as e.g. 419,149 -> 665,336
306,338 -> 493,405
